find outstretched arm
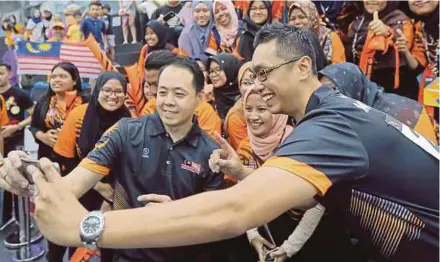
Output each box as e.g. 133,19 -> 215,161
30,160 -> 318,249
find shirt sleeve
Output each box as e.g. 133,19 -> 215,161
79,119 -> 126,176
195,102 -> 222,141
227,113 -> 248,150
0,96 -> 9,127
262,110 -> 369,196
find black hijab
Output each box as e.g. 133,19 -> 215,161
208,53 -> 243,120
244,0 -> 272,37
146,20 -> 170,50
77,72 -> 131,158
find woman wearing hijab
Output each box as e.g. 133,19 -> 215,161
52,71 -> 130,261
224,62 -> 252,152
178,1 -> 213,63
349,0 -> 419,99
26,9 -> 49,42
207,53 -> 242,120
288,0 -> 345,65
29,62 -> 87,262
137,20 -> 186,79
238,1 -> 272,62
206,0 -> 242,59
320,62 -> 438,144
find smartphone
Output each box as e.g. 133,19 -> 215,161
264,249 -> 277,262
163,11 -> 176,22
20,158 -> 60,184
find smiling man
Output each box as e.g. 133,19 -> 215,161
1,24 -> 439,262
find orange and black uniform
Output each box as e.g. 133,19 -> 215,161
30,93 -> 86,159
264,85 -> 439,262
79,113 -> 224,261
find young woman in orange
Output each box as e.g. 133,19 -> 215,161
29,61 -> 87,262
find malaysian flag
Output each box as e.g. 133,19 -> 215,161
181,160 -> 202,175
17,41 -> 103,79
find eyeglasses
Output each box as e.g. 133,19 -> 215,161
209,67 -> 222,76
250,7 -> 268,12
101,88 -> 125,97
250,57 -> 303,82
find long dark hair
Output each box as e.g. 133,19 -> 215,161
36,62 -> 86,125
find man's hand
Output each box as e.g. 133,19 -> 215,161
1,125 -> 19,138
157,14 -> 165,24
395,29 -> 409,53
368,11 -> 390,36
250,235 -> 275,262
209,131 -> 248,179
269,247 -> 288,262
30,158 -> 86,247
0,150 -> 33,196
137,194 -> 172,206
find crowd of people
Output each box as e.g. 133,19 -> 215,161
0,0 -> 438,262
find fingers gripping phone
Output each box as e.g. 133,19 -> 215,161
20,158 -> 60,185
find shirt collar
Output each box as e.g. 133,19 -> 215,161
148,112 -> 201,148
304,85 -> 336,114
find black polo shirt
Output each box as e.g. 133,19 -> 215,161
263,85 -> 439,262
80,112 -> 224,262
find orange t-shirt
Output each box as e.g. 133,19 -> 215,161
194,102 -> 222,140
53,104 -> 88,158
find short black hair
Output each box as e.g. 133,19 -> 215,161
145,50 -> 177,71
89,2 -> 102,8
254,23 -> 318,74
0,63 -> 11,71
159,57 -> 204,93
102,4 -> 111,11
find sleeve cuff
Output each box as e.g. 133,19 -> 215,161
79,158 -> 110,176
263,157 -> 332,196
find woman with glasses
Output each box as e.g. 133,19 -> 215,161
53,71 -> 131,260
288,0 -> 345,65
237,1 -> 272,62
29,61 -> 87,262
207,53 -> 242,120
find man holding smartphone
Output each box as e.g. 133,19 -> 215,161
151,0 -> 185,46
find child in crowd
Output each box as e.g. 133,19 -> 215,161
80,2 -> 107,50
67,11 -> 84,42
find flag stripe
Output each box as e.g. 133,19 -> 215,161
17,41 -> 103,79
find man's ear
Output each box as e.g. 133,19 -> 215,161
297,56 -> 313,81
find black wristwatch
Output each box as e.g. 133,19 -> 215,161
79,211 -> 105,250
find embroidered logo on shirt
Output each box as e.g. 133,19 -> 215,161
181,160 -> 201,175
142,148 -> 149,158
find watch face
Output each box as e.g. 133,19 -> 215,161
82,216 -> 103,237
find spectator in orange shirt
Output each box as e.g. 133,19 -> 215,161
206,0 -> 242,59
288,0 -> 346,64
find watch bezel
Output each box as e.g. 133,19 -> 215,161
80,211 -> 105,240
